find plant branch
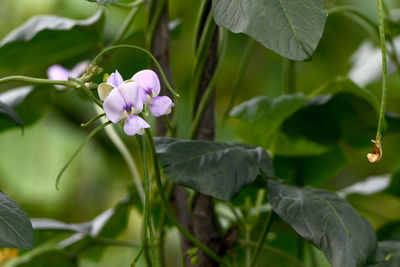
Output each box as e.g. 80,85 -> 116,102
0,76 -> 75,87
145,129 -> 231,267
91,44 -> 179,98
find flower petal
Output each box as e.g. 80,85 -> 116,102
107,70 -> 124,87
132,70 -> 161,97
118,81 -> 143,113
103,88 -> 125,123
149,96 -> 174,117
47,65 -> 70,81
98,83 -> 114,101
124,115 -> 150,136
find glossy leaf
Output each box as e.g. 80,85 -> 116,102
0,11 -> 104,73
212,0 -> 327,60
267,180 -> 377,267
0,189 -> 34,249
155,138 -> 274,200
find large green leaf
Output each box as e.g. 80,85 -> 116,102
5,248 -> 77,267
212,0 -> 327,60
230,93 -> 307,150
274,146 -> 349,186
231,78 -> 380,154
267,180 -> 377,267
0,11 -> 104,73
0,86 -> 54,132
0,101 -> 24,132
366,241 -> 400,267
0,189 -> 34,249
155,138 -> 274,200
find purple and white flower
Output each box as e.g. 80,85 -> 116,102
132,70 -> 174,117
47,61 -> 89,90
98,70 -> 150,136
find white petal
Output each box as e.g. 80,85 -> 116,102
103,88 -> 125,123
98,83 -> 115,101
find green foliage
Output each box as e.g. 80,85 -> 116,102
0,101 -> 24,132
5,248 -> 77,267
155,137 -> 273,200
0,86 -> 54,132
267,180 -> 377,267
231,78 -> 380,156
212,0 -> 327,60
0,11 -> 104,73
0,189 -> 33,249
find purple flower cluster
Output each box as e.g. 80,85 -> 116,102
98,70 -> 174,136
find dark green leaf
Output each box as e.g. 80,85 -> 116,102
0,189 -> 34,249
0,11 -> 104,73
0,101 -> 24,131
7,248 -> 77,267
231,78 -> 380,155
0,86 -> 54,132
155,138 -> 273,200
230,93 -> 308,150
267,180 -> 377,267
212,0 -> 327,60
366,241 -> 400,267
274,146 -> 349,186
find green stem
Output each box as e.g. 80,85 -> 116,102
191,12 -> 217,118
80,113 -> 105,127
245,231 -> 251,267
146,0 -> 166,49
190,28 -> 228,139
0,76 -> 75,87
376,0 -> 388,141
91,45 -> 179,98
239,240 -> 304,267
250,211 -> 274,267
55,121 -> 111,190
326,6 -> 378,30
68,77 -> 103,108
283,60 -> 296,94
157,180 -> 174,267
93,237 -> 141,248
138,136 -> 156,266
111,0 -> 143,45
112,0 -> 144,9
145,129 -> 231,267
222,38 -> 255,122
162,115 -> 174,137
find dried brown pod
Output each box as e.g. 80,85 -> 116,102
367,138 -> 382,163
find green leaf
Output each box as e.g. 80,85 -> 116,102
0,86 -> 54,132
212,0 -> 327,60
274,146 -> 349,186
267,180 -> 377,267
0,101 -> 24,132
155,138 -> 274,200
6,248 -> 77,267
0,11 -> 104,73
231,78 -> 380,155
230,93 -> 308,150
0,189 -> 34,249
366,241 -> 400,267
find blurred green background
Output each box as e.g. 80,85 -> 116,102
1,0 -> 400,266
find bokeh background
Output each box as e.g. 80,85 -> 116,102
1,0 -> 400,266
